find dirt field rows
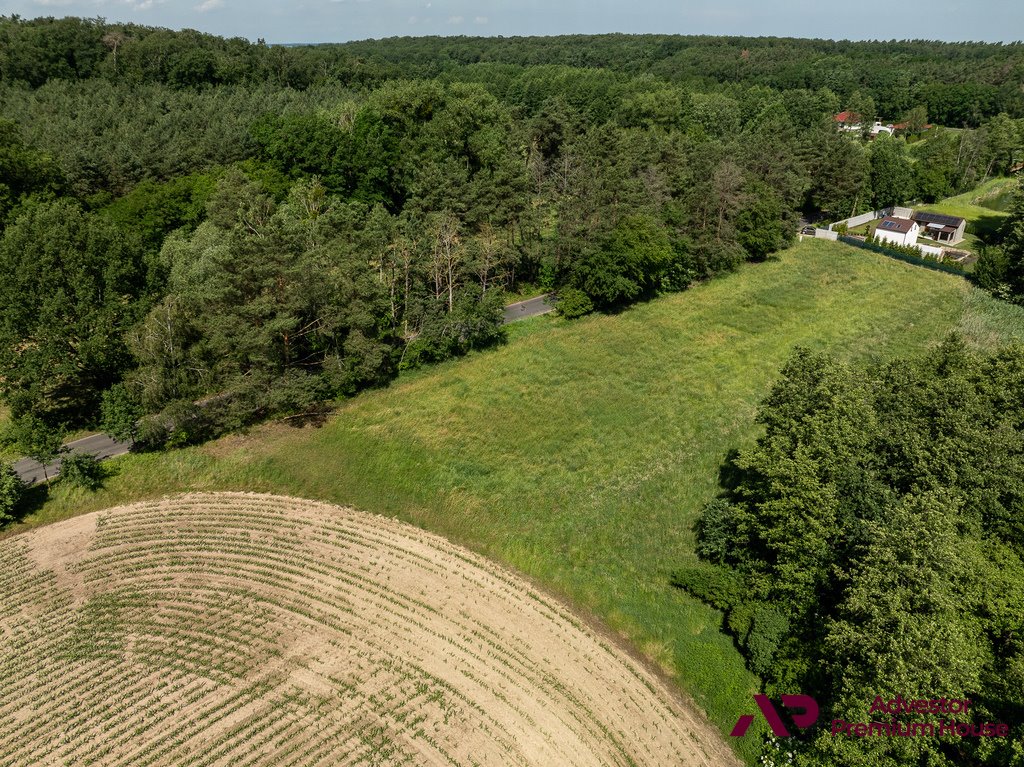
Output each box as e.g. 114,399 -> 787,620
0,493 -> 738,766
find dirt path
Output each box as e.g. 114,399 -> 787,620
0,492 -> 740,767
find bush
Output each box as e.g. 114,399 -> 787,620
855,234 -> 966,275
58,453 -> 104,491
745,606 -> 790,678
670,563 -> 744,611
695,498 -> 740,564
100,384 -> 141,444
162,400 -> 213,448
0,462 -> 23,524
556,288 -> 594,319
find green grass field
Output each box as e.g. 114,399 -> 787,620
11,239 -> 1024,763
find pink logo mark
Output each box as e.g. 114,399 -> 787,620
731,694 -> 819,737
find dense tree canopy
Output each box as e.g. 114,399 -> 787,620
677,341 -> 1024,766
0,200 -> 150,424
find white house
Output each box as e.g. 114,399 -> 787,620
874,216 -> 920,247
869,121 -> 895,137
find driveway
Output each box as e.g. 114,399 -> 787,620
13,433 -> 132,485
502,294 -> 556,323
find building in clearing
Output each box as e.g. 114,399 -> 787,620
834,110 -> 862,132
874,216 -> 920,247
911,211 -> 967,244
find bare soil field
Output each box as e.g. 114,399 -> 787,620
0,492 -> 738,767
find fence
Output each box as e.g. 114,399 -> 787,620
838,236 -> 967,277
829,206 -> 914,231
830,207 -> 893,231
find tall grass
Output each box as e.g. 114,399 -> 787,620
12,239 -> 1024,764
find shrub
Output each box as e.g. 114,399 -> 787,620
59,453 -> 104,491
100,384 -> 141,444
670,563 -> 744,611
0,462 -> 23,524
556,288 -> 594,319
695,498 -> 740,564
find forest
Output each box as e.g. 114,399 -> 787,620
676,339 -> 1024,766
1,16 -> 1022,459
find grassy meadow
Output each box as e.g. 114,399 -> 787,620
11,238 -> 1024,762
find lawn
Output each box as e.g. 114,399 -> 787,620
11,239 -> 1024,764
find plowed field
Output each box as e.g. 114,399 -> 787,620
0,493 -> 737,766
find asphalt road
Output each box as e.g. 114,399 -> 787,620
10,295 -> 556,484
13,433 -> 132,485
502,294 -> 556,323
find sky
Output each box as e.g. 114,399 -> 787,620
2,0 -> 1022,44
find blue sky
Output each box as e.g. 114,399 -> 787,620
3,0 -> 1022,44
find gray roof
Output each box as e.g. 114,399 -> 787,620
913,211 -> 965,228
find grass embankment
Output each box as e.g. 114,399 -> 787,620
11,239 -> 1024,763
917,176 -> 1017,250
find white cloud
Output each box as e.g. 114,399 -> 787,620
195,0 -> 224,10
474,15 -> 488,24
32,0 -> 75,7
447,15 -> 463,24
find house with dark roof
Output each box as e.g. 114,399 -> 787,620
874,216 -> 920,247
911,212 -> 966,244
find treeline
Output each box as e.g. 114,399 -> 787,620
3,18 -> 1024,125
348,35 -> 1024,127
676,339 -> 1024,766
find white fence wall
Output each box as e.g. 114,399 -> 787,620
829,206 -> 915,232
919,244 -> 943,257
830,207 -> 894,231
813,228 -> 838,241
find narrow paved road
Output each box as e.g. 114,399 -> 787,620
502,294 -> 556,323
10,295 -> 557,484
13,433 -> 132,485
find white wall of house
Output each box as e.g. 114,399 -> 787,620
874,222 -> 919,247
